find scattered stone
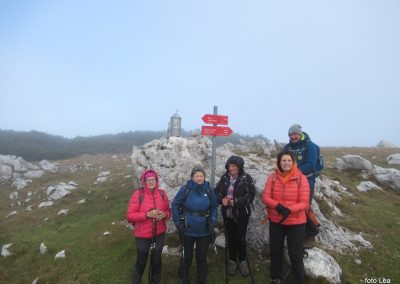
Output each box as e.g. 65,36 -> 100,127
6,211 -> 17,218
32,277 -> 39,284
335,155 -> 373,171
304,247 -> 342,284
46,181 -> 78,200
103,231 -> 111,236
1,243 -> 12,257
55,250 -> 66,259
57,209 -> 69,215
357,181 -> 382,192
40,243 -> 47,254
77,199 -> 86,204
9,191 -> 18,200
38,201 -> 54,208
387,153 -> 400,165
11,177 -> 32,190
38,160 -> 59,173
24,170 -> 45,179
215,234 -> 226,248
161,245 -> 180,256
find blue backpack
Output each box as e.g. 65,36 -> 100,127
309,141 -> 324,177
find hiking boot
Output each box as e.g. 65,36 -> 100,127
304,235 -> 316,249
238,260 -> 249,277
227,259 -> 237,276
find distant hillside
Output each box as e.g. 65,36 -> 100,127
0,129 -> 271,161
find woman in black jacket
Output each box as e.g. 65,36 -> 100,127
214,155 -> 256,278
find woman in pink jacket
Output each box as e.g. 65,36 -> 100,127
127,170 -> 171,284
262,151 -> 310,284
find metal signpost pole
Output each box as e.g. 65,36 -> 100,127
210,106 -> 217,189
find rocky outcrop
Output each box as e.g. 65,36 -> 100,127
376,140 -> 398,148
335,155 -> 400,192
334,155 -> 373,171
371,166 -> 400,193
0,155 -> 59,189
387,153 -> 400,165
130,137 -> 376,283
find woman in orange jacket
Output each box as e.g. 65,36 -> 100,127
262,151 -> 310,284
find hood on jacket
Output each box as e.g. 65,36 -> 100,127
225,155 -> 245,175
288,131 -> 311,146
140,169 -> 159,191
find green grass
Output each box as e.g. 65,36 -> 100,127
1,150 -> 400,283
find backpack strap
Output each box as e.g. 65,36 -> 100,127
181,184 -> 212,218
138,188 -> 165,209
138,188 -> 145,206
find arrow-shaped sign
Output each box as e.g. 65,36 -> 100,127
201,114 -> 228,125
201,126 -> 233,136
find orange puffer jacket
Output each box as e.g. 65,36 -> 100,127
262,168 -> 310,225
126,170 -> 171,238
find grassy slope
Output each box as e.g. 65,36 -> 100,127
0,148 -> 399,283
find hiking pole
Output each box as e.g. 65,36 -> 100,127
209,222 -> 224,284
180,230 -> 188,284
224,227 -> 228,284
241,229 -> 255,284
147,219 -> 157,284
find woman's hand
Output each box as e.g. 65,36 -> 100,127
146,209 -> 159,219
156,211 -> 166,220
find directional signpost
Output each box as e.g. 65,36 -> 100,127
201,114 -> 228,125
201,107 -> 233,188
201,126 -> 233,136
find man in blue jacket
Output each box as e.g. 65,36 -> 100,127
284,124 -> 318,247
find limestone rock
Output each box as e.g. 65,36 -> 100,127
1,243 -> 12,257
334,155 -> 373,171
55,250 -> 66,259
376,140 -> 397,148
304,247 -> 342,284
40,243 -> 47,254
387,153 -> 400,165
357,181 -> 382,192
38,160 -> 59,173
38,201 -> 54,208
0,164 -> 13,183
371,165 -> 400,193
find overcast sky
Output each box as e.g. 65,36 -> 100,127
1,1 -> 399,147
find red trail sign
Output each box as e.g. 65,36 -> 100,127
201,114 -> 228,125
201,126 -> 233,136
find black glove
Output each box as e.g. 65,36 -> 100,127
276,203 -> 291,224
176,223 -> 185,234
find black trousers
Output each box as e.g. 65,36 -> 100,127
132,234 -> 165,284
179,234 -> 212,284
224,215 -> 249,262
269,222 -> 306,284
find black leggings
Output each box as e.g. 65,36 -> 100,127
269,222 -> 306,284
132,234 -> 165,284
179,234 -> 212,284
224,215 -> 249,262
